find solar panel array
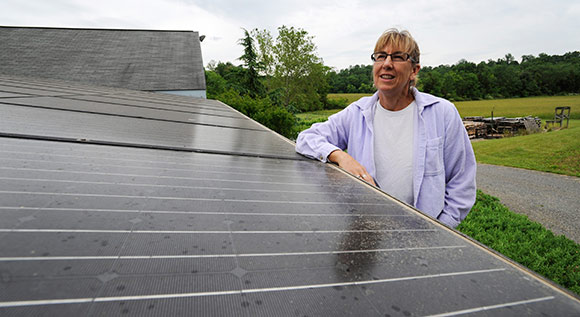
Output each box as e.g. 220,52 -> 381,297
1,75 -> 579,316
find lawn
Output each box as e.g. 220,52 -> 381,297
472,120 -> 580,177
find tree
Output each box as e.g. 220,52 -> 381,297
493,64 -> 522,98
211,61 -> 248,94
417,70 -> 442,96
441,71 -> 460,100
251,28 -> 275,76
254,26 -> 328,112
456,72 -> 482,100
326,65 -> 374,93
504,53 -> 517,65
238,28 -> 264,97
205,70 -> 227,98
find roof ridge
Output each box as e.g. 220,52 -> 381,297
0,25 -> 196,33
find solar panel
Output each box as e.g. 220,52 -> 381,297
1,75 -> 579,316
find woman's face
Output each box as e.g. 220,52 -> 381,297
372,45 -> 420,97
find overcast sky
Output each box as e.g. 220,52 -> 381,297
1,0 -> 579,70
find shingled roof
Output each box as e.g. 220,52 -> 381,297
0,26 -> 206,92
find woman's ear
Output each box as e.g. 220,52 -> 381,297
410,63 -> 421,81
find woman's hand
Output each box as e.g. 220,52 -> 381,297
328,150 -> 377,186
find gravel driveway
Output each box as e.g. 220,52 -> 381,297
476,163 -> 580,244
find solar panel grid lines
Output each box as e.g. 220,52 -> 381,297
0,153 -> 390,204
0,92 -> 34,98
0,167 -> 351,193
0,77 -> 111,93
4,94 -> 248,120
0,134 -> 301,165
1,95 -> 242,120
67,93 -> 236,113
0,140 -> 312,173
0,156 -> 359,187
0,84 -> 100,98
0,98 -> 263,132
0,176 -> 357,196
0,154 -> 326,178
61,95 -> 243,118
2,77 -> 195,106
0,76 -> 128,96
0,152 -> 315,176
1,76 -> 580,316
0,107 -> 301,159
0,206 -> 411,219
0,77 -> 212,110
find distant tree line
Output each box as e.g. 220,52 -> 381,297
323,52 -> 580,100
419,52 -> 580,101
326,65 -> 375,93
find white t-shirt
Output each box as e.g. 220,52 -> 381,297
373,100 -> 416,205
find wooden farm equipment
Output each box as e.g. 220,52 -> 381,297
463,116 -> 541,138
544,106 -> 571,129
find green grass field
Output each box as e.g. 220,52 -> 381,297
472,120 -> 580,177
328,93 -> 580,119
327,93 -> 372,104
455,95 -> 580,120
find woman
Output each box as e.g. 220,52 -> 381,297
295,28 -> 476,228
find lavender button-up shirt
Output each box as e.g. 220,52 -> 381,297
295,88 -> 476,228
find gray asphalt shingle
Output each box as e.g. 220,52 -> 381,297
0,26 -> 206,91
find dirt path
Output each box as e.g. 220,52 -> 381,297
476,163 -> 580,244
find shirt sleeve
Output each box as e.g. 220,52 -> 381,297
295,106 -> 353,162
438,105 -> 477,228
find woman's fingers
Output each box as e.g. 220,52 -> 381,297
357,172 -> 376,186
328,150 -> 376,186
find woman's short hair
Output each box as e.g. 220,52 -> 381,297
374,28 -> 420,65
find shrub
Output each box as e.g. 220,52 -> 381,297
214,89 -> 296,139
324,97 -> 348,110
